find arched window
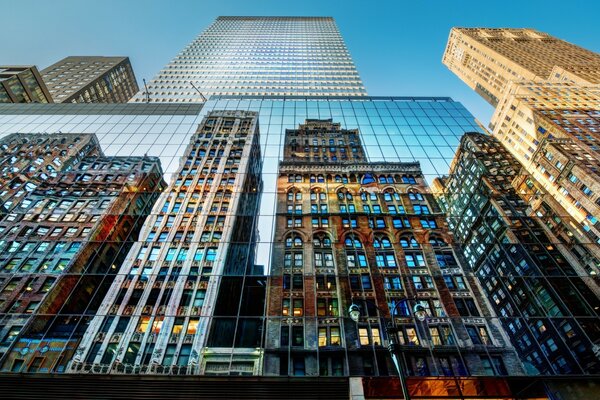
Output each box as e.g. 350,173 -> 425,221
313,234 -> 334,269
360,191 -> 381,214
361,174 -> 376,185
284,234 -> 304,269
408,189 -> 424,202
373,236 -> 392,249
337,188 -> 355,213
310,189 -> 328,214
345,234 -> 367,269
400,236 -> 426,269
383,189 -> 404,215
295,174 -> 302,183
287,188 -> 302,215
429,236 -> 447,247
374,235 -> 397,269
345,235 -> 363,248
285,234 -> 303,248
400,236 -> 420,248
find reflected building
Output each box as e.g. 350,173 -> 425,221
264,119 -> 521,377
0,132 -> 164,372
67,110 -> 264,375
433,132 -> 600,375
0,66 -> 53,104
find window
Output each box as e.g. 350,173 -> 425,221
318,326 -> 341,347
316,275 -> 336,291
455,298 -> 480,317
412,275 -> 434,290
317,298 -> 339,316
359,326 -> 381,346
383,275 -> 402,291
405,253 -> 425,268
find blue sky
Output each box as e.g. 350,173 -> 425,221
4,0 -> 599,125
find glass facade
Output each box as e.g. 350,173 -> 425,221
131,17 -> 367,102
0,98 -> 499,377
0,16 -> 599,400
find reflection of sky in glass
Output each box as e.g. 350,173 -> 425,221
0,97 -> 483,270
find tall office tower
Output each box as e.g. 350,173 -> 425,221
41,57 -> 139,103
68,110 -> 263,375
131,16 -> 367,103
264,119 -> 520,377
442,28 -> 600,106
0,132 -> 164,372
0,66 -> 53,103
433,132 -> 600,375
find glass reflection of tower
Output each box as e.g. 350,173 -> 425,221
264,119 -> 521,377
68,110 -> 263,375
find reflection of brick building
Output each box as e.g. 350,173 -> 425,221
68,110 -> 264,375
0,133 -> 164,372
264,119 -> 521,377
434,132 -> 600,375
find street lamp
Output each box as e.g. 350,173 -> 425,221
348,298 -> 428,400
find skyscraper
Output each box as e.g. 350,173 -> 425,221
443,27 -> 600,276
2,16 -> 600,399
442,28 -> 600,106
131,17 -> 367,103
41,56 -> 139,103
264,119 -> 520,378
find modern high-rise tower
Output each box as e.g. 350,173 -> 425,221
131,16 -> 367,103
442,28 -> 600,106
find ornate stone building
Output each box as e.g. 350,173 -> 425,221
264,119 -> 521,377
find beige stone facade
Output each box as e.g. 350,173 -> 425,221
442,28 -> 600,106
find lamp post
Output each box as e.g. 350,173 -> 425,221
349,298 -> 427,400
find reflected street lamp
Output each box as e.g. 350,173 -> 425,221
348,297 -> 428,400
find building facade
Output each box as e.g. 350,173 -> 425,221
489,81 -> 600,254
42,57 -> 139,103
131,16 -> 367,103
442,28 -> 600,106
0,66 -> 53,104
0,132 -> 164,372
66,110 -> 264,375
264,119 -> 521,378
434,132 -> 600,375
